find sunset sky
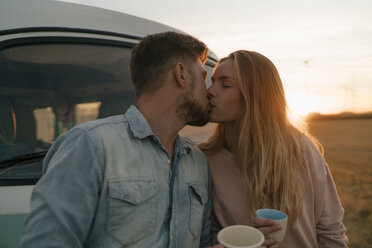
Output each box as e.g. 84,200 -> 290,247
63,0 -> 372,115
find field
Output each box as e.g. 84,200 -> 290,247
307,118 -> 372,248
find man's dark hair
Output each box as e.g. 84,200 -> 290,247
129,31 -> 208,97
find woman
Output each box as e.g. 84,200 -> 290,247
200,50 -> 348,247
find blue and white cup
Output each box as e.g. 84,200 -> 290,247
256,209 -> 288,246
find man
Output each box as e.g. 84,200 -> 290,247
21,32 -> 212,248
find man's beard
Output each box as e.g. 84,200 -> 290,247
177,94 -> 209,126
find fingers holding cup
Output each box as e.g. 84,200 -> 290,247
255,209 -> 288,246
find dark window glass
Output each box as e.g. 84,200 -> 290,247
0,42 -> 135,180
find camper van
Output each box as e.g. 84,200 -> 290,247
0,0 -> 218,246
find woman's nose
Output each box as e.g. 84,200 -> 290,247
207,91 -> 214,100
207,85 -> 215,97
207,89 -> 215,100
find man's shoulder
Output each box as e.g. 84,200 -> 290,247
76,115 -> 128,131
55,115 -> 129,144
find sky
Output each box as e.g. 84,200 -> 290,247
63,0 -> 372,115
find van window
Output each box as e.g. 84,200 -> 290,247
0,42 -> 135,181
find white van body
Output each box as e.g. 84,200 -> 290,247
0,1 -> 217,246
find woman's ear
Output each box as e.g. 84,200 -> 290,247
173,63 -> 186,88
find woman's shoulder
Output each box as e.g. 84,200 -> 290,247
301,135 -> 322,155
300,135 -> 328,180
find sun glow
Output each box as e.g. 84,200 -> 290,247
286,93 -> 326,125
287,93 -> 317,117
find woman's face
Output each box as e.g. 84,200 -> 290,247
208,59 -> 243,124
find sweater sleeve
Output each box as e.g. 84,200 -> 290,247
316,159 -> 348,247
306,141 -> 348,247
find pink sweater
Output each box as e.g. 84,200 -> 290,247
205,138 -> 348,247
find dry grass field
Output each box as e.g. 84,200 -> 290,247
307,118 -> 372,248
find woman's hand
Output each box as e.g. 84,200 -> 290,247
252,218 -> 282,247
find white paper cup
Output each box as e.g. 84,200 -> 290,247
217,225 -> 265,248
256,209 -> 288,245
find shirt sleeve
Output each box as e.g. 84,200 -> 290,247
20,127 -> 104,248
310,147 -> 348,247
199,163 -> 212,248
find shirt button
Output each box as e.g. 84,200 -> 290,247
167,159 -> 171,164
170,235 -> 173,240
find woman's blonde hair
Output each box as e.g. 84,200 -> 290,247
200,50 -> 315,225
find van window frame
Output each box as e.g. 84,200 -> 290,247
0,36 -> 137,50
0,27 -> 142,42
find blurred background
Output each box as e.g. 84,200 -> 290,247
62,1 -> 372,246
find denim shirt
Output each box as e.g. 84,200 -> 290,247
21,105 -> 212,248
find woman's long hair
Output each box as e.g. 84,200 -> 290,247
200,50 -> 314,225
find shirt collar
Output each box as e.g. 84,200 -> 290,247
175,137 -> 193,155
125,105 -> 154,139
125,105 -> 192,154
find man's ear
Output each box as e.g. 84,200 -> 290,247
173,63 -> 186,88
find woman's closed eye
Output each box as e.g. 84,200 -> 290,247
222,82 -> 232,88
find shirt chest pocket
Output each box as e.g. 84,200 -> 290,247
188,182 -> 208,240
106,179 -> 157,246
